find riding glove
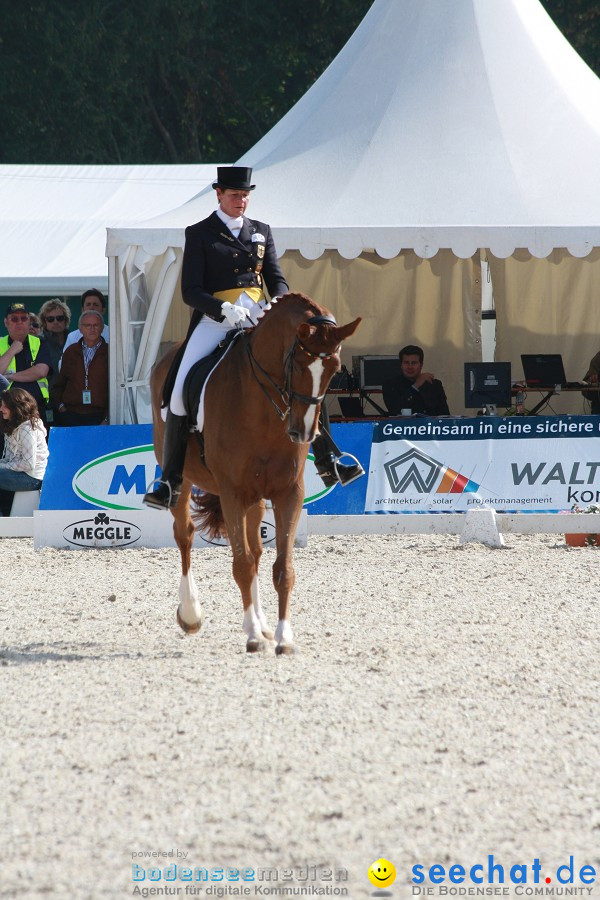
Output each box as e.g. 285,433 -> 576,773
221,302 -> 250,327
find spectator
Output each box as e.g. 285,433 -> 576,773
583,351 -> 600,414
29,313 -> 42,336
39,299 -> 72,423
54,310 -> 108,426
0,387 -> 49,516
383,344 -> 450,416
62,288 -> 109,356
0,302 -> 52,428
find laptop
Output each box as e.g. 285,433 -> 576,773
338,396 -> 364,418
520,354 -> 582,389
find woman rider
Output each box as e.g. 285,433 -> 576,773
143,166 -> 364,510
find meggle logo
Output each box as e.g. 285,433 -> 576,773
63,512 -> 142,548
73,445 -> 160,510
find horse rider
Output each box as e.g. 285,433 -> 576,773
143,166 -> 364,510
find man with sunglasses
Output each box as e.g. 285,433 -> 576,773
0,302 -> 52,427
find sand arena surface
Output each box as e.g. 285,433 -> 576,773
1,532 -> 599,899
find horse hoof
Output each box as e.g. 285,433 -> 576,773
246,638 -> 266,653
176,608 -> 203,634
261,629 -> 275,641
275,643 -> 294,656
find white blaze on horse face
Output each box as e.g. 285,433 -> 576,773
301,359 -> 326,441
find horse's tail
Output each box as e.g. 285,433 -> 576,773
191,492 -> 227,540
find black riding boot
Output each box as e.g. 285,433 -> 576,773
143,412 -> 188,510
312,431 -> 365,488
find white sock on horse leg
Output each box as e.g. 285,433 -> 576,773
251,575 -> 270,631
242,606 -> 263,641
178,571 -> 203,626
275,620 -> 294,645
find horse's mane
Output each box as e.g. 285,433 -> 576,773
267,291 -> 329,322
250,292 -> 336,349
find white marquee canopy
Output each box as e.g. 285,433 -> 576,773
0,164 -> 219,296
106,0 -> 600,423
108,0 -> 600,262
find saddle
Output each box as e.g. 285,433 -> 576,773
162,328 -> 243,430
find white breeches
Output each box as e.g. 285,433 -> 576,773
170,293 -> 259,416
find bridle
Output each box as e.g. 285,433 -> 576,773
242,314 -> 340,422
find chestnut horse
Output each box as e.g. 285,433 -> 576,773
150,292 -> 361,654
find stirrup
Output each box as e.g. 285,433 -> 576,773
334,452 -> 365,487
143,479 -> 181,510
315,452 -> 365,488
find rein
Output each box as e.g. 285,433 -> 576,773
241,314 -> 339,422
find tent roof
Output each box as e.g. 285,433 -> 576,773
0,164 -> 220,295
107,0 -> 600,261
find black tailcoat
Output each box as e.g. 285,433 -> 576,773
180,212 -> 289,335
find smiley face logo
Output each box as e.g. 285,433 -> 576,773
368,858 -> 396,888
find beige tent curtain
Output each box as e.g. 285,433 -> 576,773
156,248 -> 481,416
489,248 -> 600,415
280,249 -> 482,416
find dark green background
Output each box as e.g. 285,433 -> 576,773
0,0 -> 597,166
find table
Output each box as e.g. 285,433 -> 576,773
326,388 -> 387,418
511,384 -> 600,416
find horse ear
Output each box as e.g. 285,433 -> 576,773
297,323 -> 316,342
334,317 -> 362,342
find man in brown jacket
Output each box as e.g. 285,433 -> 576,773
53,310 -> 108,426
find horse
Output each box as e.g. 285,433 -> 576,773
149,292 -> 361,654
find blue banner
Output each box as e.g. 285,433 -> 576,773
40,423 -> 374,513
41,425 -> 157,510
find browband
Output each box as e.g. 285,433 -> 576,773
306,315 -> 337,326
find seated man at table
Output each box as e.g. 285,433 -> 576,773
383,344 -> 450,416
583,350 -> 600,414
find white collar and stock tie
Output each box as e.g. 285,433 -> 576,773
216,207 -> 244,238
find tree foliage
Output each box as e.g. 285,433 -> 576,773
0,0 -> 597,165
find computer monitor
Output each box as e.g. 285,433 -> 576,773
359,355 -> 399,391
464,362 -> 512,411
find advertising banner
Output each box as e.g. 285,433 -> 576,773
40,424 -> 373,514
365,415 -> 600,513
33,508 -> 308,550
41,417 -> 600,524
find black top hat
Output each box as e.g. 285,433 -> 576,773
212,166 -> 255,191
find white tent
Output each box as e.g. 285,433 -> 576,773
106,0 -> 600,422
0,164 -> 219,296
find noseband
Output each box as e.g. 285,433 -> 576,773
243,314 -> 339,421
